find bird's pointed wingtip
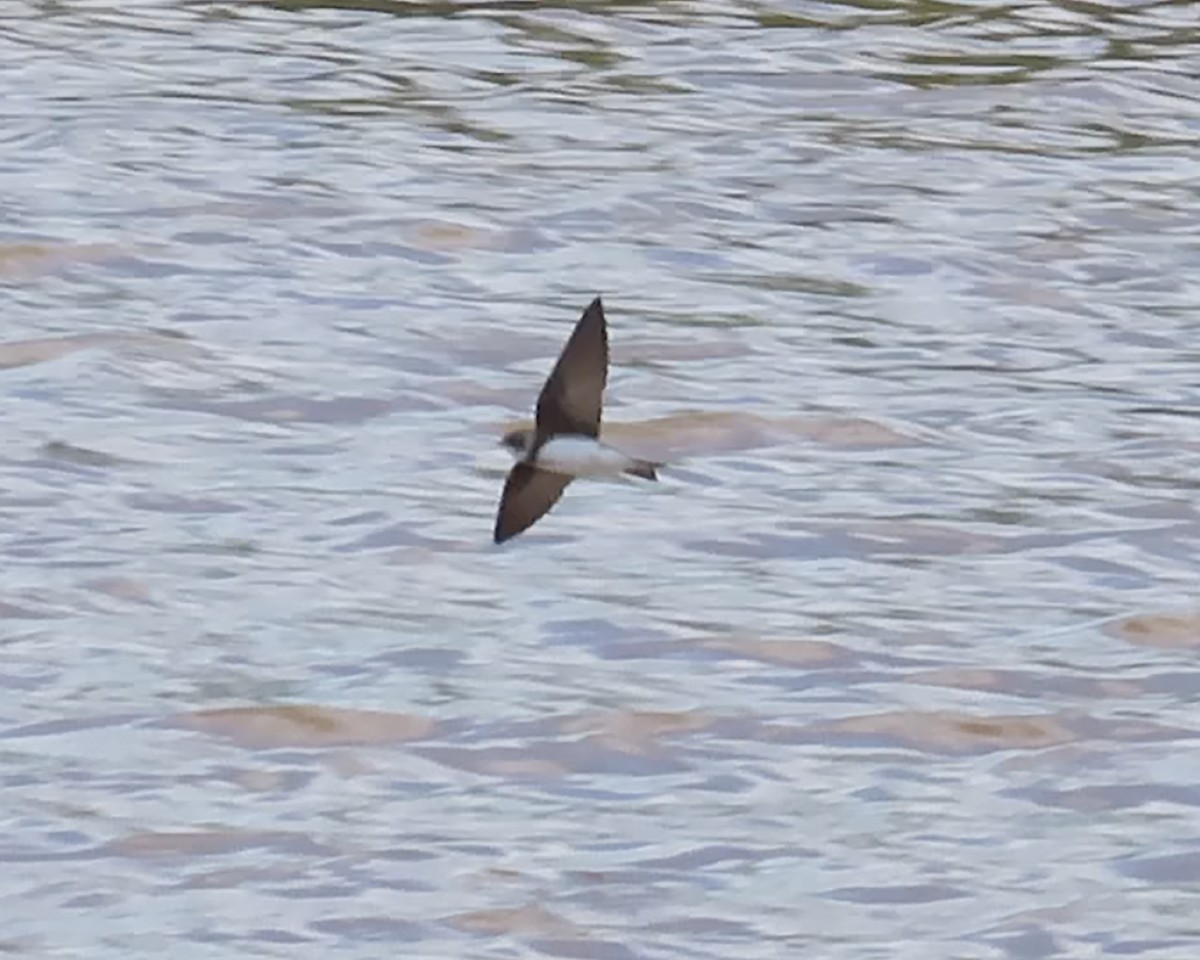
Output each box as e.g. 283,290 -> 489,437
579,295 -> 605,330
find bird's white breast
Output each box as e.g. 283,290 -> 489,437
534,435 -> 634,476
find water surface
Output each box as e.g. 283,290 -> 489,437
1,1 -> 1198,957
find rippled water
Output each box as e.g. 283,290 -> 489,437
2,0 -> 1198,956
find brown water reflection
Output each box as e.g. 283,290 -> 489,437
179,705 -> 435,749
1111,611 -> 1200,650
823,710 -> 1075,754
0,241 -> 128,279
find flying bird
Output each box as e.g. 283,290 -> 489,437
493,296 -> 661,544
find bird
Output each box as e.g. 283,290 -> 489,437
493,296 -> 661,544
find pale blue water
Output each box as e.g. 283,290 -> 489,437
1,1 -> 1198,957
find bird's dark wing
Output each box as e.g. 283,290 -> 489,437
493,463 -> 574,543
535,296 -> 608,439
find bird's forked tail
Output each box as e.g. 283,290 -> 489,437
624,459 -> 662,482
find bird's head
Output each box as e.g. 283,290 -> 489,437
499,429 -> 534,459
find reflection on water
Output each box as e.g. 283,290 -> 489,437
2,0 -> 1199,956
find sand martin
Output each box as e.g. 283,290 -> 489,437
493,296 -> 661,544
